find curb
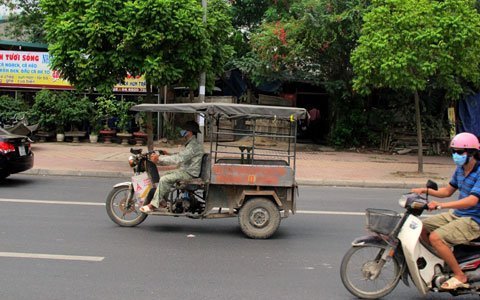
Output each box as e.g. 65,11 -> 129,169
24,168 -> 447,189
296,179 -> 444,189
24,169 -> 131,179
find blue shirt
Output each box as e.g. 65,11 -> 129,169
449,162 -> 480,224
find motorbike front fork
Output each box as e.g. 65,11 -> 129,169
370,245 -> 397,280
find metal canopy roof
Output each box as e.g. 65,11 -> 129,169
131,102 -> 307,120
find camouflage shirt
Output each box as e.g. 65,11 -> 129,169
159,136 -> 204,177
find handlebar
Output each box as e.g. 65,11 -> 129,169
129,148 -> 167,156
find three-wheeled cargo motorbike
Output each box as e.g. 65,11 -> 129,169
105,103 -> 307,239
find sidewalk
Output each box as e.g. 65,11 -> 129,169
24,142 -> 454,188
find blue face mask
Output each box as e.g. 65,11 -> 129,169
180,130 -> 188,137
452,153 -> 468,166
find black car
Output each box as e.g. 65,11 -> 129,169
0,127 -> 34,179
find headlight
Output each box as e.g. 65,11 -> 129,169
128,155 -> 136,167
398,195 -> 408,208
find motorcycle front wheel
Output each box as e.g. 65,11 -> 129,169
106,185 -> 147,227
340,245 -> 401,299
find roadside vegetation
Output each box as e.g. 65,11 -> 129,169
2,0 -> 480,166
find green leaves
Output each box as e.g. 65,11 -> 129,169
351,0 -> 480,99
241,0 -> 368,89
40,0 -> 233,94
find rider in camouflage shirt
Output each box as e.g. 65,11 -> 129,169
140,121 -> 204,212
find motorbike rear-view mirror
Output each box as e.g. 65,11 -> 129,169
426,180 -> 438,191
130,148 -> 142,155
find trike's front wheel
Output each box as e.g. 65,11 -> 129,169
340,245 -> 401,299
106,185 -> 147,227
238,197 -> 281,239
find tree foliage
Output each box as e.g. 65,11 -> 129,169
230,0 -> 270,30
41,0 -> 131,94
351,0 -> 480,99
240,0 -> 368,92
1,0 -> 45,43
351,0 -> 480,170
40,0 -> 233,93
0,95 -> 28,123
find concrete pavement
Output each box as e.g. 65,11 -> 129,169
24,141 -> 454,188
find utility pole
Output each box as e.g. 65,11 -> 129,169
197,0 -> 207,143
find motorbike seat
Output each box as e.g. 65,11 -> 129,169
468,236 -> 480,246
176,153 -> 210,191
455,244 -> 480,263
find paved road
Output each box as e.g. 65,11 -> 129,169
0,175 -> 474,300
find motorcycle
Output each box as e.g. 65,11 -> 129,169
340,180 -> 480,299
106,148 -> 207,227
1,112 -> 38,137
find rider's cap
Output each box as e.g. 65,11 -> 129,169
181,121 -> 201,134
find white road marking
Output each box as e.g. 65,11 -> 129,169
1,198 -> 432,217
0,198 -> 104,206
0,252 -> 104,262
297,210 -> 364,216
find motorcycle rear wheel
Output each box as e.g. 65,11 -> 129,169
106,185 -> 147,227
340,245 -> 401,299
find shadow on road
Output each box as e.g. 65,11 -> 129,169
0,176 -> 36,187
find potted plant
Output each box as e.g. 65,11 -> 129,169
133,112 -> 147,145
89,119 -> 102,143
115,100 -> 135,145
29,90 -> 60,141
49,91 -> 71,141
62,94 -> 90,142
95,95 -> 118,143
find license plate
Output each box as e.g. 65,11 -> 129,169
18,146 -> 26,156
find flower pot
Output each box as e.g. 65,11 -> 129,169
89,134 -> 99,143
133,131 -> 147,146
56,133 -> 65,142
117,132 -> 131,145
99,129 -> 116,144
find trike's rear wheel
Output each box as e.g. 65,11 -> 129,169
340,245 -> 401,299
106,185 -> 147,227
238,197 -> 281,239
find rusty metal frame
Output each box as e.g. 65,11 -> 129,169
239,190 -> 283,208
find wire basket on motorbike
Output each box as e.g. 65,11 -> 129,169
365,208 -> 402,235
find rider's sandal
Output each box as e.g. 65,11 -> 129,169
140,204 -> 155,213
140,204 -> 169,213
441,277 -> 469,290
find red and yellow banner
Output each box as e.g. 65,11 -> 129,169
0,51 -> 146,92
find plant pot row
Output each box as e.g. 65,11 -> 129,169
54,131 -> 146,145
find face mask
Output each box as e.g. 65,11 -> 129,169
180,130 -> 187,137
452,153 -> 468,166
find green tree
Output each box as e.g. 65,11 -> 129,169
230,0 -> 270,30
1,0 -> 45,43
40,0 -> 233,149
0,95 -> 29,124
351,0 -> 480,172
240,0 -> 367,87
235,0 -> 369,145
41,0 -> 131,94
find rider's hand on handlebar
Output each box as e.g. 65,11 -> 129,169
149,152 -> 159,163
411,187 -> 426,194
158,149 -> 168,155
427,200 -> 441,211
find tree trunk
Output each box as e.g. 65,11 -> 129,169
414,90 -> 424,173
145,80 -> 154,151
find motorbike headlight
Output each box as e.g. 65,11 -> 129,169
398,194 -> 408,208
128,155 -> 136,167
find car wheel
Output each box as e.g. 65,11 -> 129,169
0,172 -> 9,180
